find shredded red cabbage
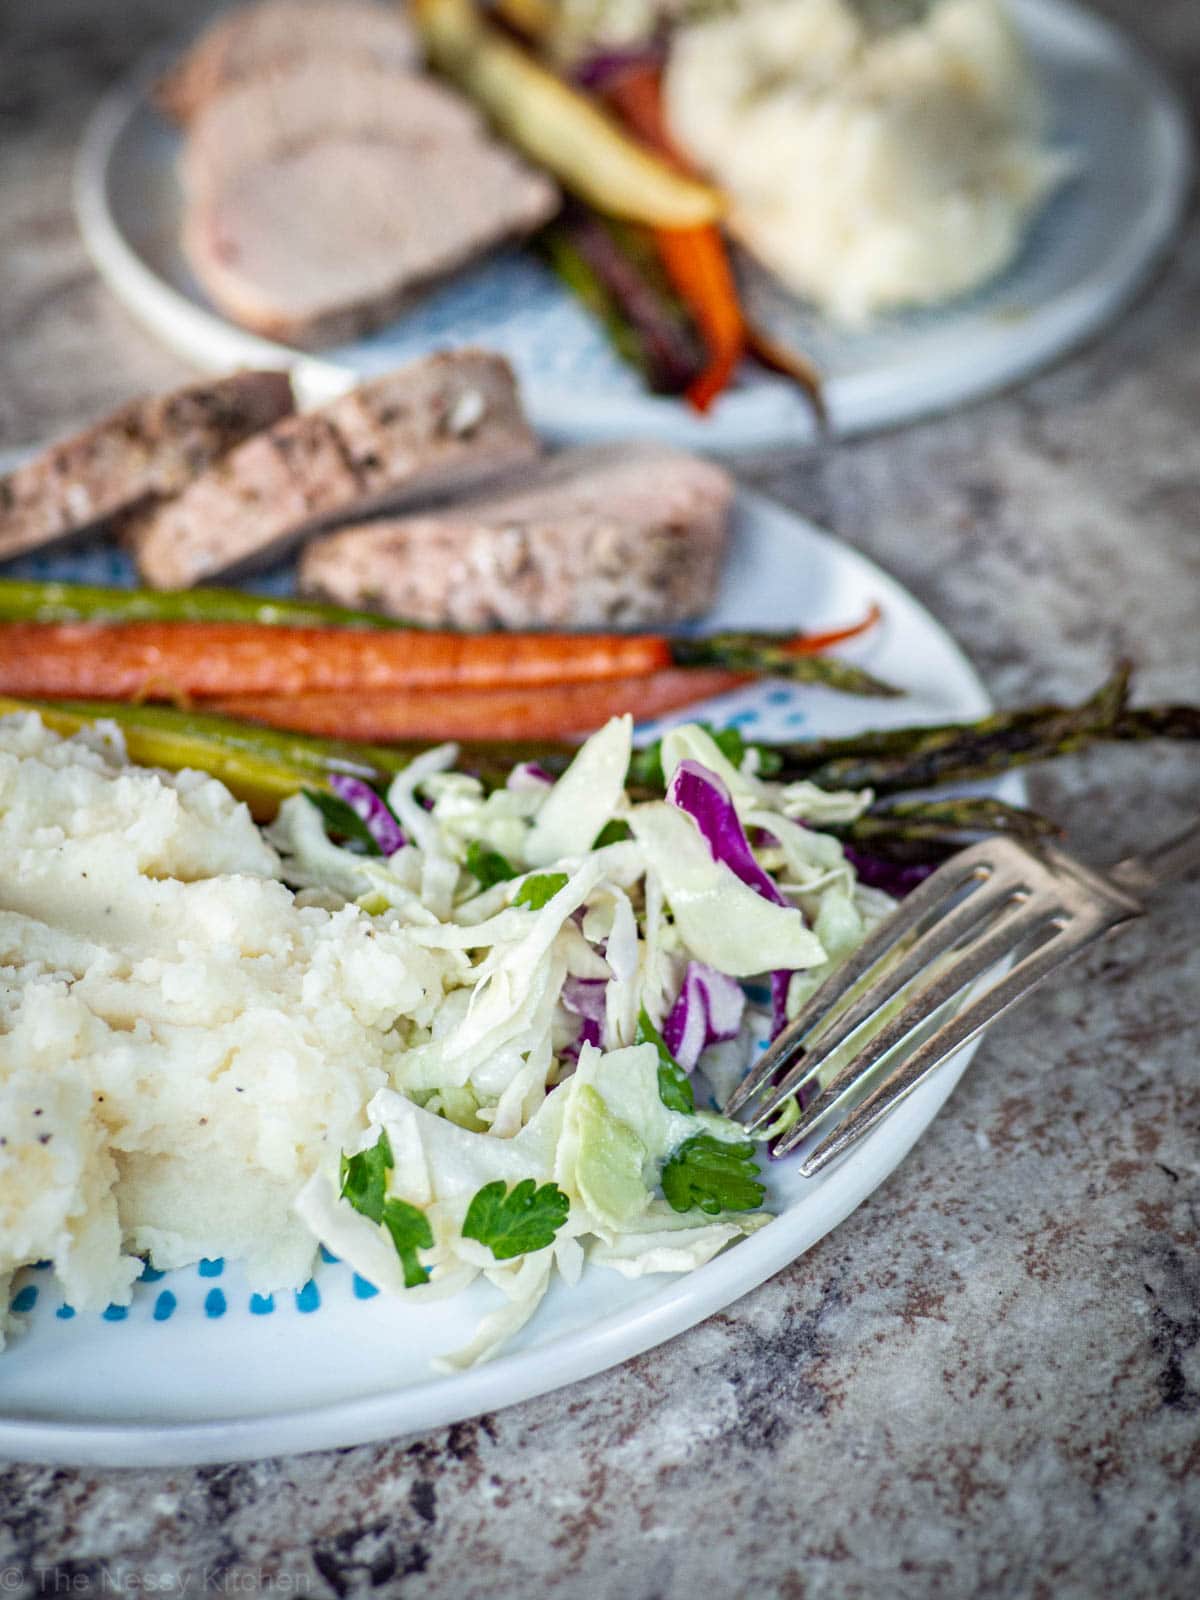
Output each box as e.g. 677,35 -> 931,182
769,970 -> 793,1039
560,979 -> 605,1061
841,845 -> 937,898
663,961 -> 746,1072
329,774 -> 405,857
562,976 -> 608,1025
572,43 -> 665,90
577,1017 -> 603,1051
507,761 -> 555,793
667,761 -> 785,905
666,759 -> 797,1039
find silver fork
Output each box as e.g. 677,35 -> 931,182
724,819 -> 1200,1176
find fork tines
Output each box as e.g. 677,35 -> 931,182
724,837 -> 1144,1176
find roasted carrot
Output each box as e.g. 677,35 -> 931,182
746,324 -> 829,431
601,62 -> 677,158
0,622 -> 673,699
414,0 -> 721,226
785,603 -> 882,656
209,670 -> 749,742
654,226 -> 747,412
602,63 -> 746,413
0,616 -> 893,701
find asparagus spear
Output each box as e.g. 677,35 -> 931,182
0,577 -> 412,630
0,697 -> 424,819
669,630 -> 898,695
624,671 -> 1199,797
3,668 -> 1195,829
762,666 -> 1164,792
539,226 -> 668,388
835,797 -> 1063,864
539,215 -> 706,395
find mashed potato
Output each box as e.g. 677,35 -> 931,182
665,0 -> 1068,323
0,715 -> 446,1339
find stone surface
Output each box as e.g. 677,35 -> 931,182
1,2 -> 1198,1596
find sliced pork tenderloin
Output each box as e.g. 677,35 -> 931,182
0,370 -> 294,565
156,0 -> 419,126
180,60 -> 559,348
298,443 -> 734,628
130,351 -> 539,588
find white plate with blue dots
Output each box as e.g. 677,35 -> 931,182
74,0 -> 1190,450
0,490 -> 1006,1467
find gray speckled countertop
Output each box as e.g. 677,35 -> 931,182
1,2 -> 1198,1595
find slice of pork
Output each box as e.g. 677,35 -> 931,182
155,0 -> 420,126
298,443 -> 734,628
0,370 -> 294,565
180,61 -> 559,349
130,350 -> 540,588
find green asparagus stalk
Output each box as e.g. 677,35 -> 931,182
676,639 -> 896,694
0,697 -> 421,818
539,214 -> 706,396
763,666 -> 1151,792
0,577 -> 412,630
836,797 -> 1063,864
1112,705 -> 1200,742
624,671 -> 1199,798
539,227 -> 666,386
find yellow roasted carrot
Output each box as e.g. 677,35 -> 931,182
413,0 -> 722,227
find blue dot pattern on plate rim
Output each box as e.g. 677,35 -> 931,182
6,1214 -> 413,1328
295,1281 -> 321,1314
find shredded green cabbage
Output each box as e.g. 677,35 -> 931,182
280,718 -> 889,1366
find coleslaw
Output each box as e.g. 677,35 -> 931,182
275,716 -> 893,1367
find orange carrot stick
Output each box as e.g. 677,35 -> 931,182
209,669 -> 749,742
654,226 -> 746,413
0,622 -> 676,700
601,64 -> 677,158
602,64 -> 746,413
786,602 -> 882,656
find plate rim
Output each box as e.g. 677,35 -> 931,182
71,0 -> 1193,451
0,487 -> 1015,1467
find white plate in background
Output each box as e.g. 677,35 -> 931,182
73,0 -> 1190,449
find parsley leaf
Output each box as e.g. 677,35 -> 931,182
513,871 -> 569,909
626,742 -> 666,792
593,819 -> 632,848
661,1134 -> 765,1216
636,1006 -> 694,1114
627,724 -> 777,792
754,744 -> 783,779
465,839 -> 519,888
339,1129 -> 432,1287
304,790 -> 383,855
382,1198 -> 434,1288
339,1130 -> 393,1223
462,1178 -> 571,1260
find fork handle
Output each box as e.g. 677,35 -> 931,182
1110,817 -> 1200,895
